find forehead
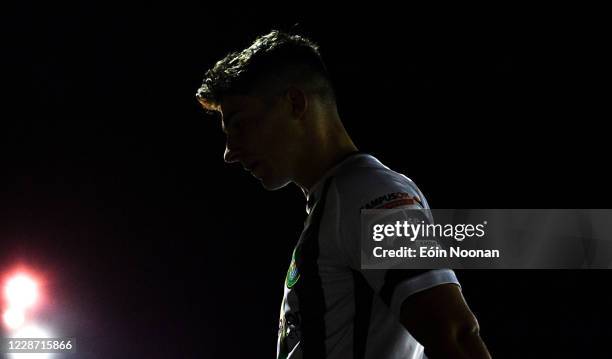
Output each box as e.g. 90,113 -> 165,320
219,95 -> 266,118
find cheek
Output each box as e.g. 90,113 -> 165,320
258,118 -> 294,149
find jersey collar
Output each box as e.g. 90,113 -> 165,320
305,151 -> 366,214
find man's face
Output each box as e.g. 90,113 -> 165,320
220,94 -> 300,190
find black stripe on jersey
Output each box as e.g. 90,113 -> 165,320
294,178 -> 333,358
352,270 -> 374,359
379,269 -> 431,307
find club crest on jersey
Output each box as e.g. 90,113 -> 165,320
285,247 -> 300,289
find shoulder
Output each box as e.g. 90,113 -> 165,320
329,154 -> 429,212
320,154 -> 432,269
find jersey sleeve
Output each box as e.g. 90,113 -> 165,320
331,166 -> 460,317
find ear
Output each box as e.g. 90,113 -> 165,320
285,86 -> 308,119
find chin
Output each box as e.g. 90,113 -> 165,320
259,176 -> 291,191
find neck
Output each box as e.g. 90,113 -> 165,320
295,124 -> 358,197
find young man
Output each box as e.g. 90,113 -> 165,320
196,30 -> 491,359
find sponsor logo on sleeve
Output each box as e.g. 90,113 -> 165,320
360,192 -> 423,210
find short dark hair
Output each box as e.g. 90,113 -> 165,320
196,30 -> 335,112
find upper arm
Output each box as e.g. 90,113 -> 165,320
400,283 -> 477,339
400,283 -> 491,358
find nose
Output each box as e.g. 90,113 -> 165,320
224,144 -> 240,163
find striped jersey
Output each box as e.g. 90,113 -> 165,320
277,152 -> 460,359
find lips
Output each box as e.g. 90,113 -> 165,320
242,160 -> 259,172
245,161 -> 262,179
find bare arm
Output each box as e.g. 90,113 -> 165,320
399,283 -> 492,359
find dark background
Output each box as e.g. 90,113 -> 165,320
0,2 -> 609,358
